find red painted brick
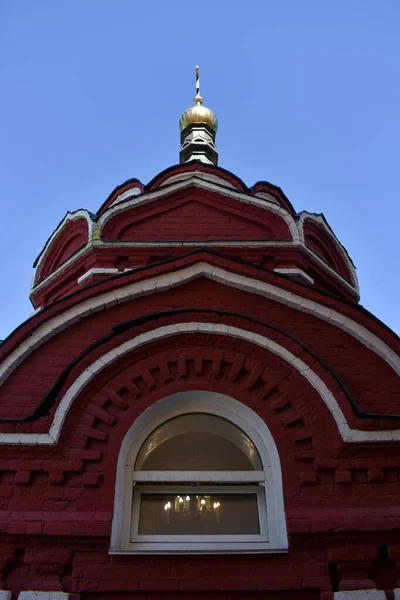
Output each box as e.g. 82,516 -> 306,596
99,580 -> 139,591
74,552 -> 109,565
315,459 -> 339,471
8,521 -> 25,534
339,579 -> 376,591
82,473 -> 102,486
335,470 -> 352,483
388,546 -> 400,559
70,450 -> 102,461
49,471 -> 65,485
302,577 -> 332,590
180,579 -> 220,591
80,426 -> 108,442
25,521 -> 44,535
329,546 -> 378,561
43,522 -> 74,535
0,204 -> 399,598
139,579 -> 180,591
368,468 -> 384,483
301,471 -> 317,485
15,471 -> 31,485
88,404 -> 116,425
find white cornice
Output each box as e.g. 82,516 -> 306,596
92,240 -> 357,295
30,237 -> 358,300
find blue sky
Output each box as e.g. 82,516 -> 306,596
0,1 -> 399,340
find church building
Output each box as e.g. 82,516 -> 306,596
0,69 -> 399,599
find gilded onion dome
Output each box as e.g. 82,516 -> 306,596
179,95 -> 218,132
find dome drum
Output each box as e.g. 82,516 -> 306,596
180,122 -> 218,165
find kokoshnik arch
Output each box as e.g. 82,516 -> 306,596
0,68 -> 399,599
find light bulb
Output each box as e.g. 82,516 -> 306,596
164,501 -> 171,510
201,499 -> 206,506
186,495 -> 190,501
179,497 -> 183,503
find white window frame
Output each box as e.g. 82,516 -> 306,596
110,390 -> 288,554
131,484 -> 269,552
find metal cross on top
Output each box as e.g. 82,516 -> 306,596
194,65 -> 202,105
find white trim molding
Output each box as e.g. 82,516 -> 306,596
31,244 -> 91,295
334,592 -> 386,600
2,262 -> 397,387
0,321 -> 399,445
77,268 -> 119,285
18,594 -> 69,600
92,239 -> 357,295
299,212 -> 359,292
29,178 -> 359,299
109,186 -> 142,207
274,268 -> 314,285
97,175 -> 301,243
147,170 -> 238,192
32,210 -> 94,289
110,390 -> 288,554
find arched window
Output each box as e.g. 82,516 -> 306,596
111,391 -> 288,554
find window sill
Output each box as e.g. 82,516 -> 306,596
109,542 -> 289,555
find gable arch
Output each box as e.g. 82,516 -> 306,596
145,162 -> 248,193
100,187 -> 293,242
0,319 -> 376,445
300,214 -> 358,290
110,389 -> 288,553
33,211 -> 92,286
42,231 -> 87,278
97,179 -> 300,243
1,259 -> 397,428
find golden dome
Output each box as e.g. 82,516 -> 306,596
179,97 -> 218,132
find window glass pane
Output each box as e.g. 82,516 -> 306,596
137,492 -> 260,535
135,414 -> 262,471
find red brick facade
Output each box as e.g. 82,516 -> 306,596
0,162 -> 399,597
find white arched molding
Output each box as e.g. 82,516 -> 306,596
0,321 -> 396,446
110,390 -> 288,554
145,171 -> 238,191
299,212 -> 359,293
2,262 -> 396,388
31,210 -> 94,291
4,262 -> 380,388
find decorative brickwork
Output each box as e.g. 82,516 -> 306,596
0,162 -> 399,596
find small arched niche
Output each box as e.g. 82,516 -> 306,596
110,390 -> 288,554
